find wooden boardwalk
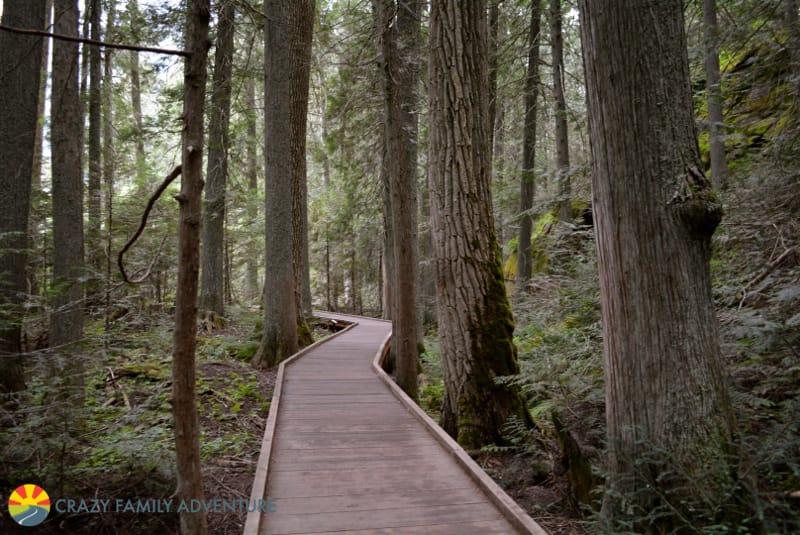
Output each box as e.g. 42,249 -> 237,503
244,313 -> 547,535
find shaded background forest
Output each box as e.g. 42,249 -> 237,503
1,0 -> 799,533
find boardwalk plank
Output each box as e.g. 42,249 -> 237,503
308,520 -> 516,535
265,503 -> 502,534
266,487 -> 485,514
248,313 -> 542,535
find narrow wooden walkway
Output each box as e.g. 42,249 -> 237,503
244,313 -> 547,535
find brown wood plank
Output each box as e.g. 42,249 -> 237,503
265,486 -> 485,514
271,454 -> 460,473
269,444 -> 444,466
274,434 -> 434,451
279,394 -> 398,404
265,503 -> 503,534
305,520 -> 516,535
247,313 -> 541,535
277,421 -> 420,434
267,469 -> 476,500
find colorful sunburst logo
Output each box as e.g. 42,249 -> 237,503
8,484 -> 51,527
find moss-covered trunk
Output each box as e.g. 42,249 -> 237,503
429,0 -> 530,450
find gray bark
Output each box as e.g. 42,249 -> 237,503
704,0 -> 728,191
255,0 -> 315,367
88,0 -> 103,279
29,0 -> 53,299
787,0 -> 800,121
50,0 -> 85,348
200,0 -> 235,317
428,0 -> 531,448
550,0 -> 571,221
579,0 -> 742,529
243,79 -> 260,304
128,0 -> 145,181
289,0 -> 314,326
517,0 -> 542,296
103,0 -> 117,330
374,0 -> 422,399
0,0 -> 48,393
291,0 -> 316,322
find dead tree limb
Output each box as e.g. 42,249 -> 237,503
0,24 -> 190,56
118,165 -> 182,284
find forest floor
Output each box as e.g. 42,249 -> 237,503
2,172 -> 797,535
1,309 -> 332,535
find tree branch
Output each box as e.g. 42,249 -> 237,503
0,24 -> 190,57
118,166 -> 182,284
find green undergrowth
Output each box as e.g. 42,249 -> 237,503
0,305 -> 275,534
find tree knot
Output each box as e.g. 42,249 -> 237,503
668,165 -> 723,238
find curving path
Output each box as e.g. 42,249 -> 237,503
244,312 -> 547,535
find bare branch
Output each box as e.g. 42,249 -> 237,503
118,166 -> 182,284
0,24 -> 190,57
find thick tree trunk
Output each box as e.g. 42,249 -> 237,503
428,0 -> 531,448
50,0 -> 85,348
200,0 -> 235,317
0,0 -> 47,393
374,0 -> 422,399
87,0 -> 103,283
289,0 -> 315,324
704,0 -> 728,191
255,0 -> 316,367
516,0 -> 542,297
550,0 -> 571,221
172,1 -> 211,533
579,0 -> 742,529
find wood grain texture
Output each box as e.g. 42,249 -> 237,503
245,312 -> 545,534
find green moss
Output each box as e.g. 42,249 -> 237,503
457,238 -> 532,449
297,316 -> 314,348
227,341 -> 260,362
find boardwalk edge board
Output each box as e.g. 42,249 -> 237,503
370,331 -> 550,535
243,319 -> 359,535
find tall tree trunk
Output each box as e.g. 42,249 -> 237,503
172,1 -> 211,533
103,0 -> 117,333
50,0 -> 85,348
429,0 -> 531,448
374,0 -> 422,399
29,0 -> 53,300
255,0 -> 316,367
200,0 -> 235,317
579,0 -> 744,529
786,0 -> 800,121
289,1 -> 315,325
550,0 -> 570,221
704,0 -> 728,191
381,176 -> 395,321
0,0 -> 48,394
517,0 -> 542,297
243,79 -> 260,304
128,0 -> 145,181
87,0 -> 103,286
488,0 -> 500,165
